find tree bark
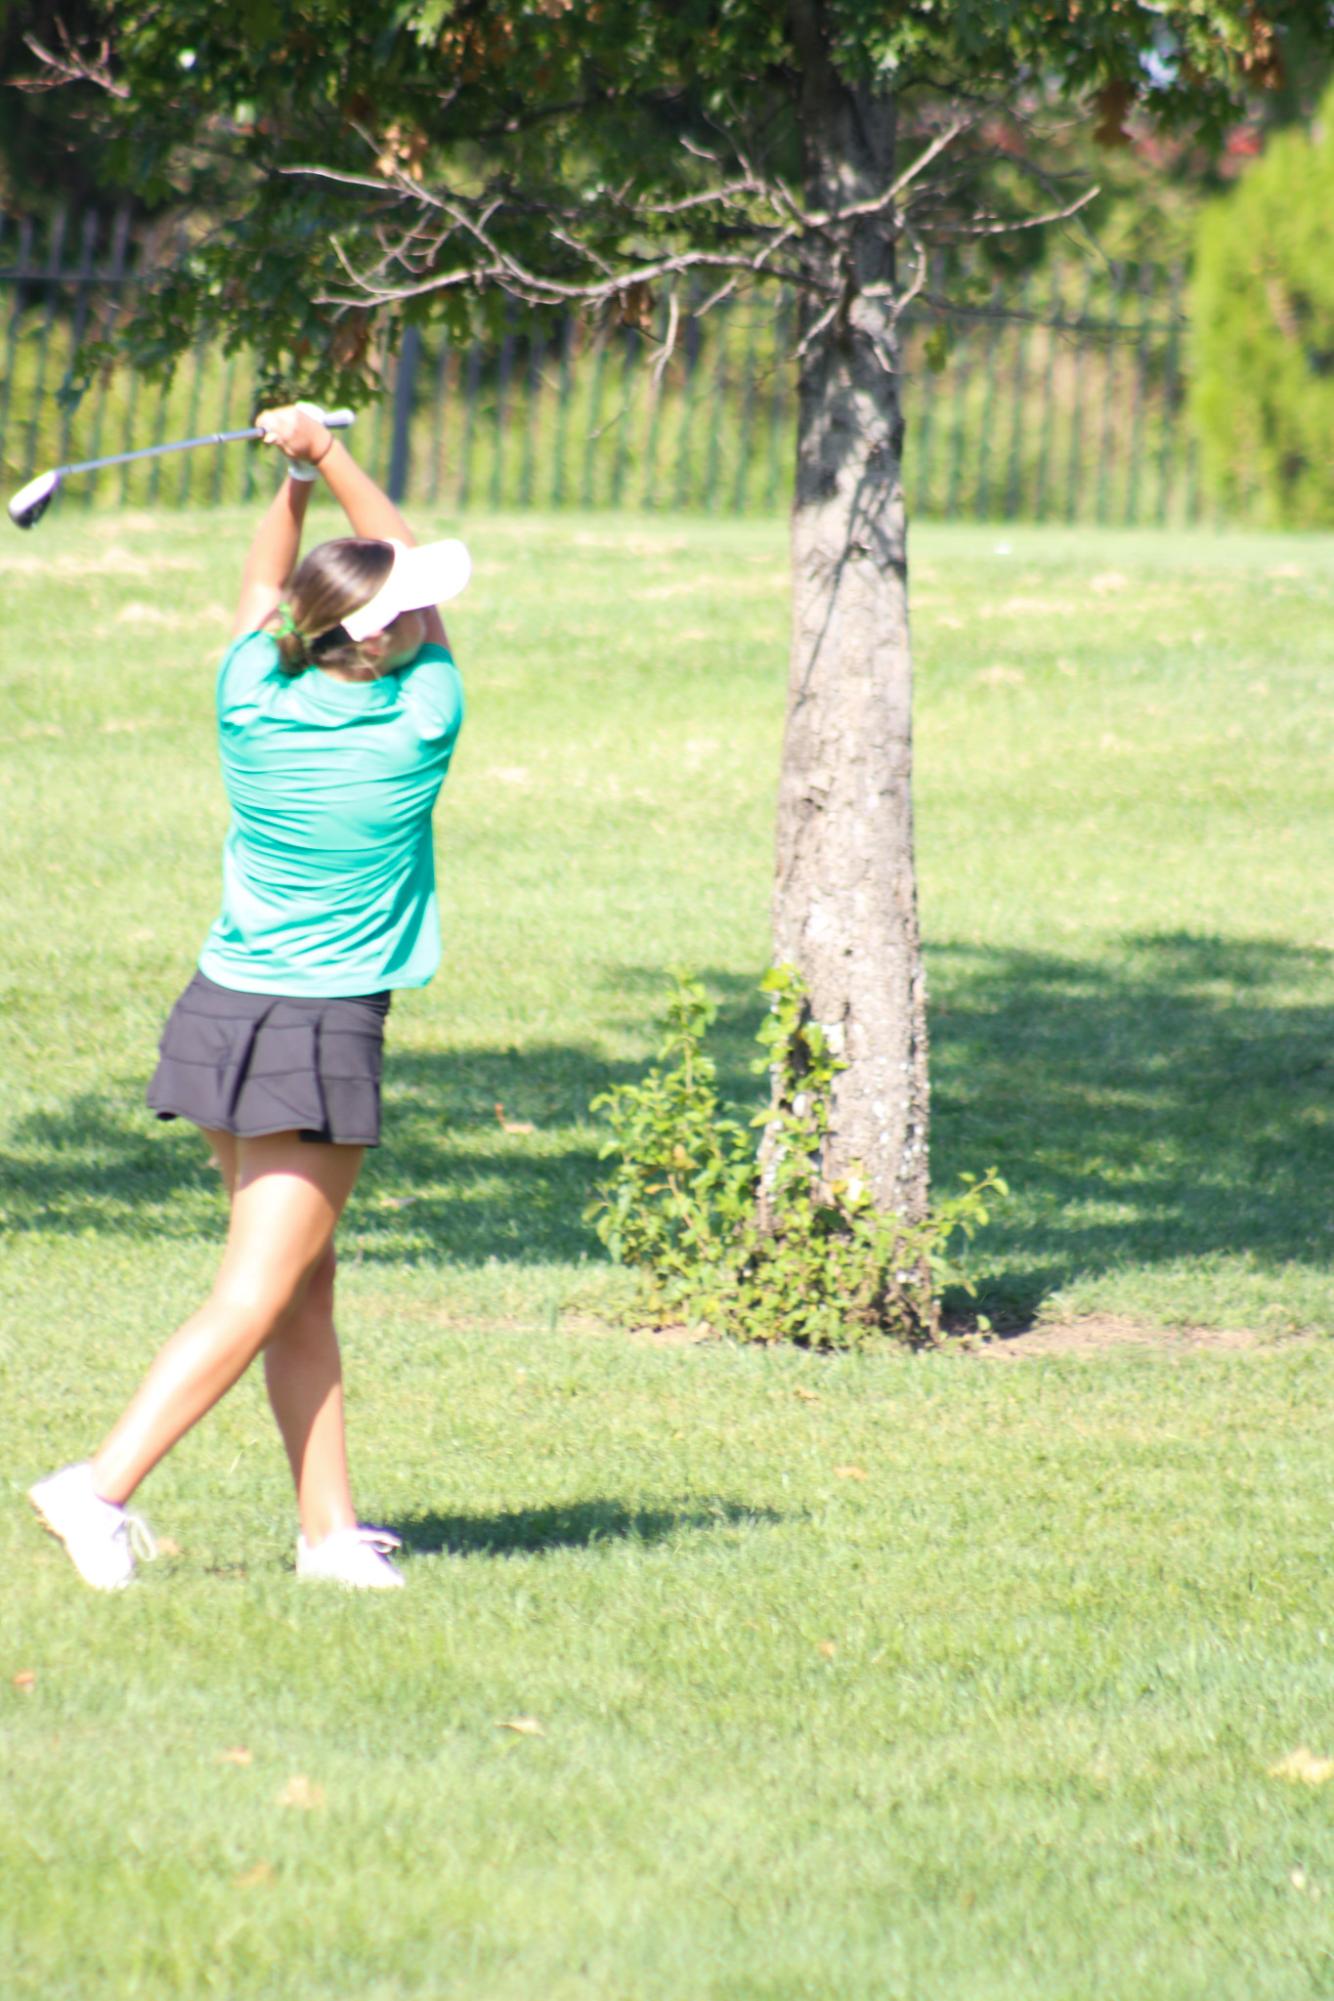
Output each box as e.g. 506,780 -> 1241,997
770,2 -> 930,1223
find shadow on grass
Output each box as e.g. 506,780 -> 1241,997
388,1496 -> 783,1560
1,934 -> 1327,1322
926,932 -> 1332,1323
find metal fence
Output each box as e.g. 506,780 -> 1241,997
1,205 -> 1216,524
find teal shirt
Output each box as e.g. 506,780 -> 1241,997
198,631 -> 464,997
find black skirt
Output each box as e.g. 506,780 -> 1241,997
147,970 -> 392,1146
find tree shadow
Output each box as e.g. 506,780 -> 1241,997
1,935 -> 1327,1321
386,1495 -> 784,1560
0,982 -> 769,1267
615,938 -> 1331,1323
925,932 -> 1332,1323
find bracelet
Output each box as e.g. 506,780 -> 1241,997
288,435 -> 334,483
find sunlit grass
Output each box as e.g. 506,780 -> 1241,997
0,510 -> 1330,1998
1,507 -> 1328,1331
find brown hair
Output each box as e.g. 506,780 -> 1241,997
267,537 -> 396,675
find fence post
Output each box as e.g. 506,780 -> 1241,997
762,291 -> 793,513
520,329 -> 545,508
1124,264 -> 1152,527
610,325 -> 638,509
146,369 -> 173,504
580,325 -> 610,506
57,210 -> 100,478
1156,267 -> 1185,528
387,322 -> 421,503
118,351 -> 141,506
703,302 -> 730,510
25,206 -> 69,482
458,336 -> 483,509
0,214 -> 33,463
550,314 -> 575,507
84,205 -> 132,501
176,338 -> 208,504
974,286 -> 1005,519
1002,279 -> 1033,520
673,296 -> 704,509
908,308 -> 938,517
1094,265 -> 1127,525
731,302 -> 762,514
490,310 -> 517,507
1063,268 -> 1096,523
1033,275 -> 1059,523
944,314 -> 974,519
240,354 -> 261,503
639,297 -> 670,509
212,352 -> 237,505
427,335 -> 450,507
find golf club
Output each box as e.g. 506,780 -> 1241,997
7,405 -> 356,530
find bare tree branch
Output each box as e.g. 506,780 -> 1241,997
285,85 -> 1102,355
650,288 -> 682,389
910,290 -> 1162,337
794,295 -> 844,362
695,274 -> 742,317
809,112 -> 976,229
891,229 -> 930,321
644,178 -> 769,218
314,235 -> 828,315
17,21 -> 128,96
920,184 -> 1099,240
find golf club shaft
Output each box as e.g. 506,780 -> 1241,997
55,408 -> 356,481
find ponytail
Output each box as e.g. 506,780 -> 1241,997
269,602 -> 311,673
264,538 -> 396,676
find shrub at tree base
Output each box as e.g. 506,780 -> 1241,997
1190,82 -> 1334,528
587,970 -> 1004,1349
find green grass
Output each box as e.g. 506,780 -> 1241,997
1,510 -> 1331,1997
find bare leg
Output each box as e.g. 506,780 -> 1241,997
204,1133 -> 357,1542
195,1130 -> 356,1540
207,1136 -> 358,1536
90,1131 -> 364,1506
263,1247 -> 357,1545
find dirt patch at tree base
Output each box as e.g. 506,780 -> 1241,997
965,1314 -> 1304,1359
598,1313 -> 1321,1356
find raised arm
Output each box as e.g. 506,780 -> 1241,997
316,440 -> 416,546
254,403 -> 449,648
231,474 -> 312,640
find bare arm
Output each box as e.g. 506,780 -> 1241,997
317,439 -> 448,646
231,475 -> 312,640
255,403 -> 449,648
317,440 -> 416,545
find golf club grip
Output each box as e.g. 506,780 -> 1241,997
243,407 -> 355,441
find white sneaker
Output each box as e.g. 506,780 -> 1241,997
28,1462 -> 156,1592
296,1525 -> 405,1590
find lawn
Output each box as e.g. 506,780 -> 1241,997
1,507 -> 1330,1998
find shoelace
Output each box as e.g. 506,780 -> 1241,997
350,1527 -> 402,1555
116,1513 -> 158,1564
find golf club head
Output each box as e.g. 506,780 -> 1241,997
8,468 -> 60,530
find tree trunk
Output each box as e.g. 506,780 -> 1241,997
770,5 -> 930,1223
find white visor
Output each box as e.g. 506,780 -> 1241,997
341,537 -> 472,642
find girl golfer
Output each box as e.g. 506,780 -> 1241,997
29,402 -> 469,1591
